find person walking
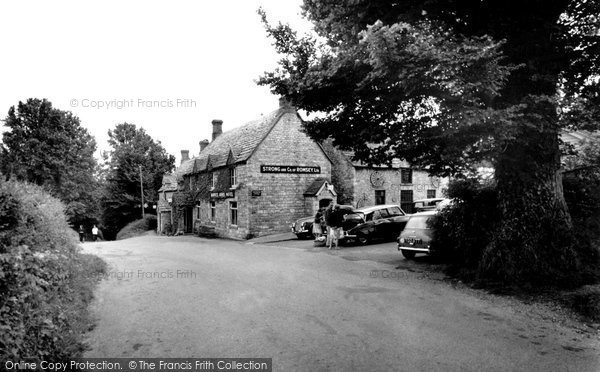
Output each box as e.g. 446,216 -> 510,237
78,225 -> 85,243
92,225 -> 99,242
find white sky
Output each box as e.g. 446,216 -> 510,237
0,0 -> 311,164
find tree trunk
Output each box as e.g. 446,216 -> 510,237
480,97 -> 578,285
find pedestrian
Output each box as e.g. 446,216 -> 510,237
312,208 -> 324,238
78,225 -> 85,243
324,201 -> 336,249
92,225 -> 99,242
329,205 -> 344,249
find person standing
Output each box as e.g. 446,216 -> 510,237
329,205 -> 343,249
312,208 -> 324,239
78,225 -> 85,243
324,201 -> 335,248
92,225 -> 99,242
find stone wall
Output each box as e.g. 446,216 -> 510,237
353,166 -> 448,211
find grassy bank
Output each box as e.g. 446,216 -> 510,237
0,180 -> 106,363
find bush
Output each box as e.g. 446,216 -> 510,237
0,180 -> 106,364
430,179 -> 499,280
115,215 -> 157,240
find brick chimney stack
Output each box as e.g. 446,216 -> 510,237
180,150 -> 189,164
212,119 -> 223,141
199,139 -> 209,153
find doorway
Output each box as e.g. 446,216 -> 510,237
183,207 -> 193,233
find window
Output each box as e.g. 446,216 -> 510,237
373,208 -> 390,220
210,201 -> 216,221
196,206 -> 201,219
427,189 -> 437,199
211,172 -> 217,189
229,167 -> 237,187
374,190 -> 386,205
400,168 -> 413,184
400,190 -> 414,214
189,177 -> 193,190
230,201 -> 238,225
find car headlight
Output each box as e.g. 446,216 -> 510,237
399,238 -> 405,244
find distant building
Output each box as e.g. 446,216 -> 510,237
321,141 -> 448,214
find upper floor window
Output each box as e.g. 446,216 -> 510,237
400,168 -> 413,184
229,167 -> 237,187
211,172 -> 217,189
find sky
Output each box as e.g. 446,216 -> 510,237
0,0 -> 311,164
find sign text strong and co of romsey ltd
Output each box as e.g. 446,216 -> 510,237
260,165 -> 321,174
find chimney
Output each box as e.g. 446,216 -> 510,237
212,119 -> 223,141
279,97 -> 294,112
199,139 -> 209,153
180,150 -> 189,164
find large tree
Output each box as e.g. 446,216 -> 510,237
99,123 -> 175,239
259,1 -> 600,284
1,98 -> 99,227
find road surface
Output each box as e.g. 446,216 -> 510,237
82,234 -> 599,371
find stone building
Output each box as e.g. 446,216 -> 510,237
321,141 -> 448,214
158,99 -> 334,239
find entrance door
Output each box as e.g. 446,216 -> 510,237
319,198 -> 332,209
184,207 -> 193,233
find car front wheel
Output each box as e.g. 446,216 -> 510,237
401,249 -> 416,260
357,233 -> 369,245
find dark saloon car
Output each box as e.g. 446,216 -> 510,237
291,216 -> 315,239
342,204 -> 410,245
397,211 -> 437,259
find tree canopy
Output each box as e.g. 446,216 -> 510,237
1,98 -> 99,227
99,122 -> 175,239
259,0 -> 600,285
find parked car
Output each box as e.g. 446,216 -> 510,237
342,204 -> 410,245
397,210 -> 437,259
291,216 -> 315,239
412,198 -> 451,212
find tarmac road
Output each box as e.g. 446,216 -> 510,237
82,234 -> 599,371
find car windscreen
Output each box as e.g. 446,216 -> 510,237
405,215 -> 432,229
387,206 -> 404,216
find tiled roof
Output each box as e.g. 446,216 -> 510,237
181,109 -> 285,174
304,178 -> 328,196
158,174 -> 177,192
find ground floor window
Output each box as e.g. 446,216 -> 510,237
375,190 -> 386,205
427,189 -> 436,199
210,201 -> 216,221
196,206 -> 201,219
230,201 -> 238,225
400,190 -> 414,214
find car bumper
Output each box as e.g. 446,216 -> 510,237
291,226 -> 311,235
397,245 -> 431,254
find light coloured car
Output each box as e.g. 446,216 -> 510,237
397,210 -> 437,259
